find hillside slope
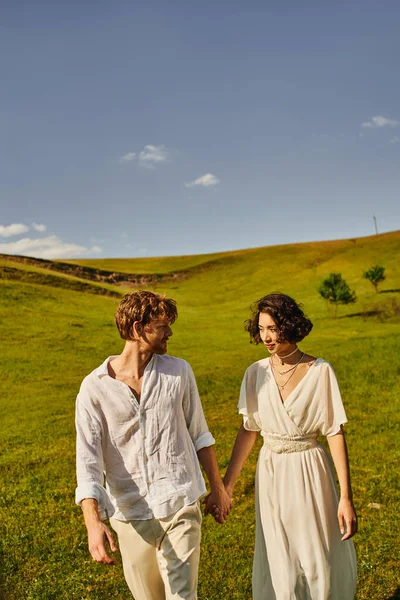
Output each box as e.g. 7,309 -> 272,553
63,229 -> 400,278
1,230 -> 400,600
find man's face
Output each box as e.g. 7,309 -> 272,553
140,319 -> 173,354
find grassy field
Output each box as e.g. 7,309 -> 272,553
1,230 -> 399,599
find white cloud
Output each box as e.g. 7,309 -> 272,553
32,222 -> 46,232
139,144 -> 168,166
0,223 -> 29,238
119,152 -> 137,163
361,115 -> 400,128
185,173 -> 220,188
390,136 -> 400,144
0,235 -> 102,259
119,145 -> 169,168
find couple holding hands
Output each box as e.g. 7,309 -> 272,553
75,290 -> 357,600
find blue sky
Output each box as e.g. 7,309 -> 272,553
1,0 -> 399,259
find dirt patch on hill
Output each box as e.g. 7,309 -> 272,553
0,254 -> 189,287
0,265 -> 121,297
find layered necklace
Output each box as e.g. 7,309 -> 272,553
275,346 -> 299,363
271,349 -> 305,389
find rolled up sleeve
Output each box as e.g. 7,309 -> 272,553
75,391 -> 115,520
183,363 -> 215,451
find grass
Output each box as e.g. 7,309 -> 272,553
1,230 -> 400,599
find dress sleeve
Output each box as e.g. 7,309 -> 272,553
237,365 -> 262,432
319,363 -> 348,437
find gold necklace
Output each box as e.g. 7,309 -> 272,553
272,352 -> 305,376
271,353 -> 305,389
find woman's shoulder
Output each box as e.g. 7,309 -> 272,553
301,352 -> 329,364
306,356 -> 336,375
253,356 -> 270,369
302,353 -> 318,366
244,357 -> 269,376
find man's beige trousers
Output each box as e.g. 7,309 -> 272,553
110,502 -> 202,600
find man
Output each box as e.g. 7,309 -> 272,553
75,290 -> 231,600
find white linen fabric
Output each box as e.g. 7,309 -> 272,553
75,354 -> 215,521
238,357 -> 357,600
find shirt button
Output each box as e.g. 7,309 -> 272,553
145,457 -> 149,462
147,481 -> 151,485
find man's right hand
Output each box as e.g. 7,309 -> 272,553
81,498 -> 118,564
87,521 -> 118,564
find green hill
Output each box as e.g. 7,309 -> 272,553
0,231 -> 399,600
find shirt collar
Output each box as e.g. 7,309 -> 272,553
95,354 -> 156,378
95,356 -> 119,378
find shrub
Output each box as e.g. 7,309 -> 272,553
363,265 -> 386,293
318,273 -> 357,317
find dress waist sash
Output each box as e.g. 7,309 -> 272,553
262,432 -> 318,454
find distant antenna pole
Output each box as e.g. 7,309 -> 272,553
373,215 -> 378,235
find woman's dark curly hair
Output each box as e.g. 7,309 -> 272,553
245,293 -> 313,344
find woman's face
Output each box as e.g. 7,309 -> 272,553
258,312 -> 294,355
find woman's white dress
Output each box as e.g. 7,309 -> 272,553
238,357 -> 357,600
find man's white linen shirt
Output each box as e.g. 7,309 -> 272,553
75,354 -> 215,521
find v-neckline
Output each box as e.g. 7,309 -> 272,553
268,357 -> 321,405
108,354 -> 155,410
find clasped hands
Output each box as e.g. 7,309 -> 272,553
203,486 -> 232,524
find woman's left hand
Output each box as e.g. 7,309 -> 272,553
203,487 -> 232,524
338,498 -> 358,540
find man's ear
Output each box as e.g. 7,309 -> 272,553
132,321 -> 143,340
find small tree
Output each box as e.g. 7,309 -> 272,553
363,265 -> 386,293
318,273 -> 357,317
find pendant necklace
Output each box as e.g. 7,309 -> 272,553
272,352 -> 305,376
271,353 -> 305,389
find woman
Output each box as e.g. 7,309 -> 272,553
222,293 -> 357,599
